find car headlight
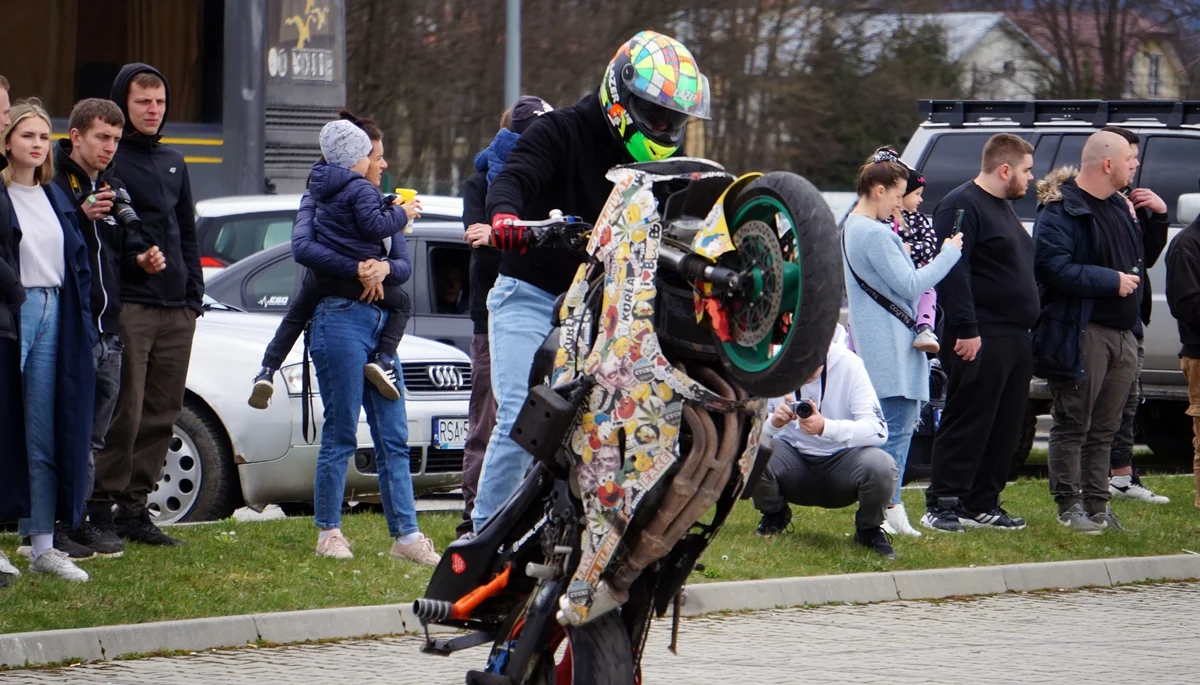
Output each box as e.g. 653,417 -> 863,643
280,363 -> 318,396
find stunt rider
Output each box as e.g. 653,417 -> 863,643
472,30 -> 712,533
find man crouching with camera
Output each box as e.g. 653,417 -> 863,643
752,324 -> 899,558
51,98 -> 164,560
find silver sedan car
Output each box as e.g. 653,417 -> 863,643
153,297 -> 471,523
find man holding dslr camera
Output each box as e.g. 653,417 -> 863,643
52,98 -> 165,558
752,326 -> 899,558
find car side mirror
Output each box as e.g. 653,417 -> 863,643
1179,193 -> 1200,226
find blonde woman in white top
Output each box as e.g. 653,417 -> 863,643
2,99 -> 97,582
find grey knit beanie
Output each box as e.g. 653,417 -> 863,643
319,119 -> 373,170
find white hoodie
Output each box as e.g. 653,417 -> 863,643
761,324 -> 888,457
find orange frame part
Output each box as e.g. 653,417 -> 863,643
450,564 -> 512,620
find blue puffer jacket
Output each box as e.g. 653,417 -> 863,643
292,190 -> 412,285
1031,177 -> 1131,381
308,161 -> 410,268
473,128 -> 520,186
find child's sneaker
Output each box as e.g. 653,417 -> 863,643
913,327 -> 940,354
365,353 -> 402,401
247,368 -> 275,409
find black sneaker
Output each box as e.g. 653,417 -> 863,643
960,506 -> 1026,530
755,507 -> 793,536
71,521 -> 125,558
115,512 -> 186,546
248,367 -> 275,409
455,515 -> 474,539
920,497 -> 966,533
853,526 -> 896,559
364,353 -> 402,401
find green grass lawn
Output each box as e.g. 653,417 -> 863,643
1,475 -> 1197,635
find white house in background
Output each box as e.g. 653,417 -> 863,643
849,12 -> 1053,99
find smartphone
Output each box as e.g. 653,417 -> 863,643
950,209 -> 966,237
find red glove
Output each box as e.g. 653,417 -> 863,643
491,214 -> 526,252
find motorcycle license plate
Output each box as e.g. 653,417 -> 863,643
433,417 -> 469,450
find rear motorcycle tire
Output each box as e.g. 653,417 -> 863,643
715,172 -> 842,398
529,612 -> 635,685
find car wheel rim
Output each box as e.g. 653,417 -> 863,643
149,427 -> 204,524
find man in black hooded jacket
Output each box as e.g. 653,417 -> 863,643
93,63 -> 201,546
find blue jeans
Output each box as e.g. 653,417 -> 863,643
309,297 -> 418,538
88,333 -> 124,501
19,288 -> 60,537
879,396 -> 921,505
472,275 -> 556,532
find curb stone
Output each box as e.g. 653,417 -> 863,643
4,553 -> 1200,668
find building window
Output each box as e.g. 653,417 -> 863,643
1148,53 -> 1162,97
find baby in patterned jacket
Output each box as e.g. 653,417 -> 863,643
879,160 -> 940,353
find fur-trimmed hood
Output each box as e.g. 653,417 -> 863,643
1036,165 -> 1079,205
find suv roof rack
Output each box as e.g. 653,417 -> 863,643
919,100 -> 1200,129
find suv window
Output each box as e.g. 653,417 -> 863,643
204,212 -> 298,265
244,257 -> 297,311
428,244 -> 471,315
1139,136 -> 1200,224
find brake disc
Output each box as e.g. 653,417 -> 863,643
729,220 -> 784,347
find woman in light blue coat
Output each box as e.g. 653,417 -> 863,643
842,149 -> 963,537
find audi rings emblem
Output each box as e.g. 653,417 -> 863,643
427,365 -> 465,390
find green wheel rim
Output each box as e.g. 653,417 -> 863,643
722,195 -> 803,373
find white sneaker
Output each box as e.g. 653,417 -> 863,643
316,530 -> 354,559
884,504 -> 922,537
913,329 -> 940,354
0,550 -> 19,576
1110,478 -> 1170,504
390,534 -> 441,567
29,548 -> 89,582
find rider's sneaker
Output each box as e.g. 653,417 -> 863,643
364,353 -> 402,401
913,327 -> 940,354
960,506 -> 1026,530
920,497 -> 966,533
755,507 -> 793,536
248,367 -> 275,409
883,503 -> 922,537
853,526 -> 896,559
1110,475 -> 1170,503
29,548 -> 89,582
391,534 -> 440,566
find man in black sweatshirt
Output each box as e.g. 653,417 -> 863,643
921,134 -> 1039,533
52,98 -> 164,558
93,64 -> 202,546
1165,211 -> 1200,510
470,30 -> 711,532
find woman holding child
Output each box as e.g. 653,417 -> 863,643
283,114 -> 440,566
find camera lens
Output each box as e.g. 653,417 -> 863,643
795,401 -> 813,419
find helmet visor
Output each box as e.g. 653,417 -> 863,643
628,95 -> 692,145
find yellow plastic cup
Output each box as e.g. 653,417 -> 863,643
394,188 -> 419,232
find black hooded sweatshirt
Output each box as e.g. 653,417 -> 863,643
52,140 -> 147,336
110,63 -> 204,314
486,92 -> 630,296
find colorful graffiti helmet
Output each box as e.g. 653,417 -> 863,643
600,30 -> 711,163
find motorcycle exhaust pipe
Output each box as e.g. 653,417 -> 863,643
412,598 -> 454,623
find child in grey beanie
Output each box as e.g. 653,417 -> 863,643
319,119 -> 374,170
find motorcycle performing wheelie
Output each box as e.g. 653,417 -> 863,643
413,32 -> 843,685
